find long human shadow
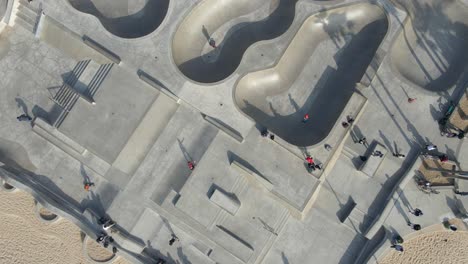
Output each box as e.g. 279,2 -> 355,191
238,19 -> 387,146
177,0 -> 298,83
15,97 -> 28,115
390,0 -> 468,92
281,252 -> 290,264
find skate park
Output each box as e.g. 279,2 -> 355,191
0,0 -> 467,263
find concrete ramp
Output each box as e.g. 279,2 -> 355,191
172,0 -> 297,83
234,3 -> 388,147
67,0 -> 169,38
390,0 -> 468,91
113,92 -> 179,175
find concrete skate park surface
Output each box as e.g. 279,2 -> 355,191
172,0 -> 298,83
1,0 -> 468,264
0,0 -> 7,21
67,0 -> 169,38
235,2 -> 388,146
389,0 -> 468,92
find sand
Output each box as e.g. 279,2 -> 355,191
418,159 -> 456,186
380,221 -> 468,264
0,189 -> 128,264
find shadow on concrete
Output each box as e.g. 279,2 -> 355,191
0,138 -> 37,172
177,246 -> 192,264
142,239 -> 177,264
445,195 -> 461,217
390,0 -> 468,92
1,164 -> 83,210
281,252 -> 290,264
68,0 -> 170,39
337,233 -> 367,264
237,15 -> 387,147
15,97 -> 29,115
336,196 -> 356,223
360,164 -> 411,233
378,130 -> 393,154
227,151 -> 262,176
177,138 -> 193,162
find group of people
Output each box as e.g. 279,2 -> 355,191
391,208 -> 424,252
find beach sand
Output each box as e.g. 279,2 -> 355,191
0,189 -> 128,264
380,222 -> 468,264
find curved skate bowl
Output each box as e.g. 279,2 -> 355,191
67,0 -> 170,39
235,3 -> 388,147
172,0 -> 298,84
389,0 -> 468,92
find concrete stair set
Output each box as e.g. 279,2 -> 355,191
13,0 -> 40,33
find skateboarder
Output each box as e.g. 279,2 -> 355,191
439,155 -> 449,163
169,234 -> 179,246
16,114 -> 32,122
84,182 -> 95,191
188,161 -> 195,170
393,153 -> 406,158
390,244 -> 404,252
426,144 -> 437,151
358,137 -> 368,147
302,114 -> 309,123
373,151 -> 384,158
208,38 -> 216,48
305,156 -> 315,168
410,208 -> 423,216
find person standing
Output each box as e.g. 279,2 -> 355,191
390,244 -> 404,252
208,38 -> 217,48
426,144 -> 437,151
409,208 -> 423,216
302,114 -> 309,123
305,156 -> 315,168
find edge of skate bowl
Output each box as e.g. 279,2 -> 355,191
234,2 -> 389,147
172,0 -> 298,84
67,0 -> 170,39
389,0 -> 468,92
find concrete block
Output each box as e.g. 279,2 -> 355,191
209,187 -> 240,216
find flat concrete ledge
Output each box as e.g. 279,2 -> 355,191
203,114 -> 243,143
214,225 -> 253,263
209,187 -> 240,215
82,35 -> 121,64
137,70 -> 179,103
231,161 -> 273,191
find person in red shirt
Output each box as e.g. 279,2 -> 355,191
84,182 -> 95,191
439,155 -> 448,163
188,161 -> 195,170
302,114 -> 309,123
305,156 -> 315,168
